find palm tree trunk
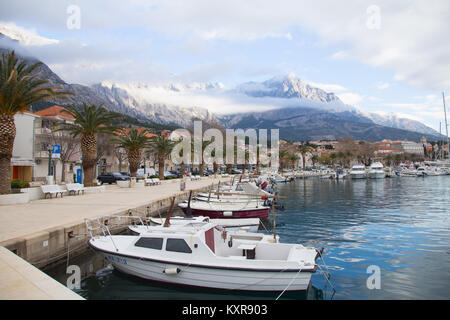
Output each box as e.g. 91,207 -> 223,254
0,115 -> 16,194
199,162 -> 204,176
180,161 -> 185,177
81,134 -> 97,187
61,160 -> 66,182
158,153 -> 165,180
127,149 -> 141,177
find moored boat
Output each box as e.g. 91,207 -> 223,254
369,162 -> 385,179
178,201 -> 270,220
349,164 -> 366,179
129,216 -> 261,233
88,221 -> 321,292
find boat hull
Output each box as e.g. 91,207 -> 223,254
181,207 -> 270,220
350,173 -> 366,179
369,172 -> 385,179
101,252 -> 312,292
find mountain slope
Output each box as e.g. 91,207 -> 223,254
91,81 -> 217,127
220,107 -> 438,142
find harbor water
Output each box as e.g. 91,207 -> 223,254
43,175 -> 450,300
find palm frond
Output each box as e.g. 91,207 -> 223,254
0,51 -> 73,116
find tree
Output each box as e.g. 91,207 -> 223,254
298,145 -> 311,170
45,122 -> 80,182
279,150 -> 290,171
329,152 -> 337,168
110,128 -> 152,177
0,51 -> 71,194
311,154 -> 319,168
289,154 -> 300,169
60,103 -> 117,187
149,134 -> 176,180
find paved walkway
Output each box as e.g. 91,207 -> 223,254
0,177 -> 224,245
0,246 -> 84,300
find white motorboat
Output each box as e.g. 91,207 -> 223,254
425,167 -> 448,176
416,166 -> 427,177
88,220 -> 321,292
129,216 -> 261,233
398,168 -> 418,177
369,162 -> 385,179
349,164 -> 366,179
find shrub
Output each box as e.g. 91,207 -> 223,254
11,179 -> 30,189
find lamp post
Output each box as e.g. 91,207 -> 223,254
47,145 -> 53,176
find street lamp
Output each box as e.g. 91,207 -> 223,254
47,144 -> 53,176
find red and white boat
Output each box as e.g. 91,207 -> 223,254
178,201 -> 270,220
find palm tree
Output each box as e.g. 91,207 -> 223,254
298,145 -> 311,170
110,129 -> 151,177
0,51 -> 71,194
199,140 -> 212,176
329,152 -> 337,168
311,154 -> 319,168
149,134 -> 176,180
279,150 -> 290,171
60,103 -> 117,187
289,154 -> 300,169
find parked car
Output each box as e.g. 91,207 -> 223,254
169,170 -> 182,178
97,172 -> 130,184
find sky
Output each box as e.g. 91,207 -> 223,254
0,0 -> 449,133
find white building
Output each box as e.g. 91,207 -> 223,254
11,112 -> 39,182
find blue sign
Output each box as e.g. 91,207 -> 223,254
51,145 -> 61,159
76,169 -> 82,183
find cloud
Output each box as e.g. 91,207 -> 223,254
2,1 -> 450,91
306,81 -> 347,93
0,22 -> 59,46
377,82 -> 390,90
337,92 -> 364,106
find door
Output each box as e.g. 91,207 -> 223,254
205,228 -> 215,253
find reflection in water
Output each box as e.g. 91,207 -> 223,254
44,176 -> 450,300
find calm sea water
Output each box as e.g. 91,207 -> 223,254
43,176 -> 450,300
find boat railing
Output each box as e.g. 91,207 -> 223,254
85,215 -> 149,252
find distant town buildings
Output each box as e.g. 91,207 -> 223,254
11,106 -> 448,183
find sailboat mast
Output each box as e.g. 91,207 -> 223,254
439,122 -> 442,160
443,92 -> 449,159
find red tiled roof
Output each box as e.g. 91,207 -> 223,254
34,106 -> 75,120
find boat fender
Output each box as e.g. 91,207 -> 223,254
221,230 -> 227,242
163,267 -> 181,275
228,236 -> 233,248
223,211 -> 233,217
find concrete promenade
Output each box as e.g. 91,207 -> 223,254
0,176 -> 224,299
0,246 -> 84,300
0,177 -> 222,246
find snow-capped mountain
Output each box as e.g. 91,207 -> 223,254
91,81 -> 218,127
236,73 -> 342,104
0,30 -> 440,139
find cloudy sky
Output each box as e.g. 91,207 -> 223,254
0,0 -> 449,132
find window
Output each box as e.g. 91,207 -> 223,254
134,237 -> 163,250
166,239 -> 192,253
